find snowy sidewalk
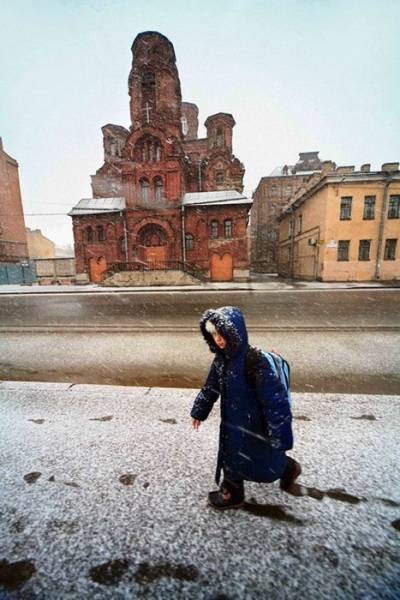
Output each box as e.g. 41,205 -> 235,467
0,381 -> 399,599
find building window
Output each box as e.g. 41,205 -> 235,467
388,195 -> 400,219
340,197 -> 352,220
185,233 -> 194,251
216,171 -> 225,184
210,220 -> 218,239
288,221 -> 294,238
136,136 -> 161,163
216,128 -> 224,147
224,219 -> 233,238
337,240 -> 350,261
384,238 -> 397,260
358,239 -> 371,261
97,226 -> 105,242
154,176 -> 163,203
363,196 -> 375,220
140,178 -> 149,203
85,226 -> 93,243
181,115 -> 188,136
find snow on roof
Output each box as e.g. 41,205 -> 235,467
183,190 -> 251,206
68,197 -> 126,216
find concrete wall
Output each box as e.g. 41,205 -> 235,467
102,270 -> 198,287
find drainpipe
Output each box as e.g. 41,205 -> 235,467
289,210 -> 295,278
121,211 -> 129,263
198,160 -> 202,192
181,204 -> 186,268
375,175 -> 392,280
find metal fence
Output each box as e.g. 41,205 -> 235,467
0,261 -> 37,285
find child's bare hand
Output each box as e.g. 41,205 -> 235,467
192,418 -> 202,430
270,348 -> 281,356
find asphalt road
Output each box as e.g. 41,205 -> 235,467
1,288 -> 399,330
1,289 -> 399,393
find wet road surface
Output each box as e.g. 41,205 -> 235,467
1,289 -> 399,393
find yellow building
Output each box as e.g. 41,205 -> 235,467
278,163 -> 400,281
26,228 -> 56,259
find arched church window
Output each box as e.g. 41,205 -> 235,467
181,115 -> 188,136
154,177 -> 163,203
136,136 -> 162,163
141,70 -> 156,122
97,226 -> 105,242
216,128 -> 224,147
216,171 -> 225,185
155,142 -> 161,162
140,178 -> 150,203
139,224 -> 167,247
85,226 -> 93,243
224,219 -> 233,239
185,233 -> 194,251
210,220 -> 219,239
110,139 -> 117,157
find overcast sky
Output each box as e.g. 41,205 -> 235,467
1,0 -> 399,246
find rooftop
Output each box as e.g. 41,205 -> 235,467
68,197 -> 126,216
183,190 -> 251,207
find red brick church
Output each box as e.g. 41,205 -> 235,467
69,31 -> 251,282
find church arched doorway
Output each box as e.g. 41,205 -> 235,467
138,223 -> 168,266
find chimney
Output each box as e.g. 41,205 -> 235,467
321,161 -> 336,174
360,164 -> 371,173
335,166 -> 355,174
381,162 -> 399,173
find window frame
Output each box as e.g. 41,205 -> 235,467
340,196 -> 352,220
337,240 -> 350,261
96,225 -> 105,242
185,233 -> 194,252
210,220 -> 219,239
358,239 -> 371,261
140,177 -> 150,203
363,196 -> 376,220
224,219 -> 233,239
384,238 -> 397,261
388,195 -> 400,219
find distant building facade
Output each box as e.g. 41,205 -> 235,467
0,138 -> 29,263
251,151 -> 333,273
26,228 -> 56,259
278,162 -> 400,281
69,31 -> 251,283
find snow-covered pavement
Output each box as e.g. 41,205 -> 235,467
0,381 -> 399,599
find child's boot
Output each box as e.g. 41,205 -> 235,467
208,479 -> 244,510
280,457 -> 302,492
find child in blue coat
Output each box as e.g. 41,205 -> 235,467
191,306 -> 301,510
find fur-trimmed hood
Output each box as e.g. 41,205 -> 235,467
199,306 -> 249,359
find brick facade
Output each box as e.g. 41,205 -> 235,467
71,31 -> 249,281
0,138 -> 29,262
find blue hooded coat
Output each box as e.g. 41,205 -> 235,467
190,306 -> 293,484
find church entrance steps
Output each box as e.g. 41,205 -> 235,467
102,269 -> 200,287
